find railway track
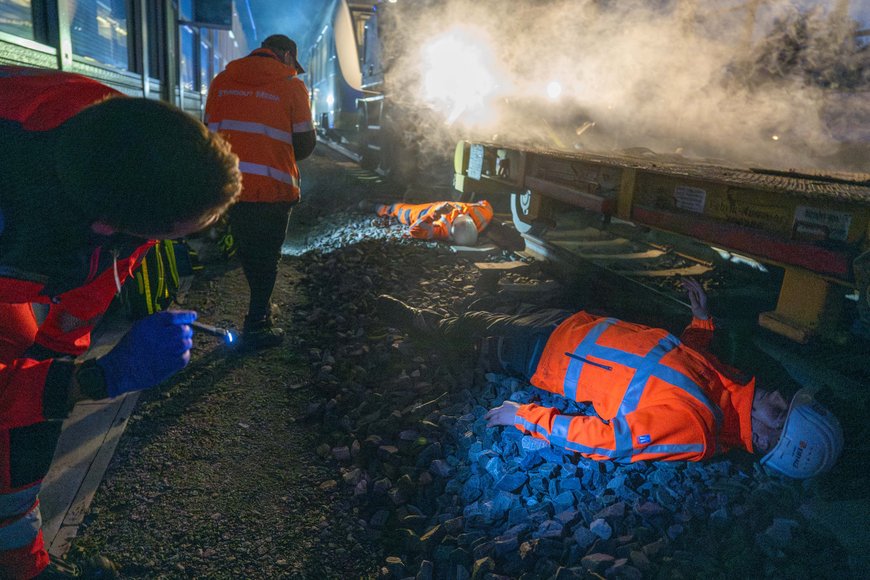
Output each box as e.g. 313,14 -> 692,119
495,206 -> 870,393
324,134 -> 870,358
454,140 -> 870,345
511,207 -> 765,315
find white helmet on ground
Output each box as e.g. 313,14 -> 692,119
760,388 -> 844,479
450,214 -> 479,246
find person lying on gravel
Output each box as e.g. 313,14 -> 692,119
376,279 -> 843,479
361,200 -> 493,246
0,66 -> 241,579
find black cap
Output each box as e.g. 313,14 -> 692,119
261,34 -> 305,74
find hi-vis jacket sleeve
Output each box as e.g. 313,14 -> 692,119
30,244 -> 152,356
0,244 -> 152,428
0,358 -> 70,429
679,317 -> 715,353
409,214 -> 449,240
513,402 -> 714,462
678,317 -> 750,386
288,76 -> 312,128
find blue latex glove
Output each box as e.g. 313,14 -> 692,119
680,277 -> 710,320
97,310 -> 197,398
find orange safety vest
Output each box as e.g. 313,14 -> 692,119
376,201 -> 493,240
205,48 -> 313,203
0,65 -> 145,580
516,313 -> 755,463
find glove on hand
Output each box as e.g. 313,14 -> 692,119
97,310 -> 196,398
681,277 -> 710,320
485,401 -> 520,428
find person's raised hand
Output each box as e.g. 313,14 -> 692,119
680,277 -> 710,320
432,202 -> 452,216
485,401 -> 520,427
97,310 -> 197,398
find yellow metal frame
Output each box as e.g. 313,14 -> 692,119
758,268 -> 845,344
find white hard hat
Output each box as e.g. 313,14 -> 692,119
760,388 -> 844,479
450,214 -> 479,246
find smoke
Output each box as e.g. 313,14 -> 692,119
249,0 -> 322,47
380,0 -> 869,173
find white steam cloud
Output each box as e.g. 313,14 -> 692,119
380,0 -> 869,173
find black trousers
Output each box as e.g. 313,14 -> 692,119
229,202 -> 292,325
438,309 -> 572,380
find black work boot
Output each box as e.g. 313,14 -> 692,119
37,554 -> 119,578
35,556 -> 80,579
240,314 -> 285,351
357,199 -> 379,213
376,295 -> 441,335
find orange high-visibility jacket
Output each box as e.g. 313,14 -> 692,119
376,201 -> 493,240
515,313 -> 755,463
205,48 -> 313,203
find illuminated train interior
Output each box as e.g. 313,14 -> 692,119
0,0 -> 254,116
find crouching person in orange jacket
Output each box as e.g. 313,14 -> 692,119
0,66 -> 241,579
372,200 -> 493,246
377,279 -> 843,479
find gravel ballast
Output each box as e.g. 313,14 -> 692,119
71,148 -> 865,579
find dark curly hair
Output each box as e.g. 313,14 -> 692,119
55,97 -> 241,235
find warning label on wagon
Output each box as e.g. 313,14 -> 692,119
468,144 -> 485,181
673,186 -> 707,213
793,206 -> 852,242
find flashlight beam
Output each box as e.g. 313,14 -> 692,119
192,320 -> 236,344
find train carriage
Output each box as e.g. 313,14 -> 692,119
307,0 -> 373,141
0,0 -> 254,116
311,0 -> 870,343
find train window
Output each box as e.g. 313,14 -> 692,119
0,0 -> 34,39
179,0 -> 192,21
349,9 -> 371,62
146,0 -> 164,80
200,33 -> 210,93
70,0 -> 129,70
320,28 -> 329,72
179,23 -> 195,92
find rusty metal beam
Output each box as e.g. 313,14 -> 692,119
524,176 -> 614,214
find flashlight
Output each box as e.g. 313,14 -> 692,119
192,320 -> 236,345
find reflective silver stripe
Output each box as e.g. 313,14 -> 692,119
238,161 -> 298,187
293,119 -> 314,133
0,484 -> 39,519
0,503 -> 41,550
208,119 -> 293,145
469,207 -> 490,228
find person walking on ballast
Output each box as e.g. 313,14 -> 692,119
205,34 -> 316,350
